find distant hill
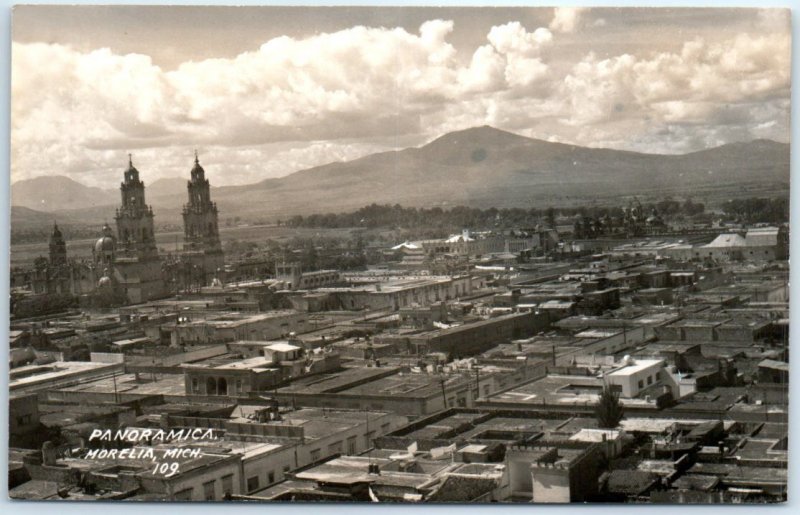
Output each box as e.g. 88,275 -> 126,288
11,174 -> 188,212
207,126 -> 789,217
11,126 -> 790,229
11,175 -> 115,212
10,205 -> 69,230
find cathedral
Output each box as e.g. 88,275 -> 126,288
90,155 -> 168,304
25,223 -> 75,296
19,154 -> 227,309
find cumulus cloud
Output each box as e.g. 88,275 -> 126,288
13,21 -> 470,185
10,11 -> 792,187
556,30 -> 790,152
487,22 -> 552,89
549,7 -> 587,33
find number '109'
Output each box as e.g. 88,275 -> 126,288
153,462 -> 180,477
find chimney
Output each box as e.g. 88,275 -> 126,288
42,441 -> 58,466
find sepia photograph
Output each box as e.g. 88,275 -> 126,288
6,4 -> 791,504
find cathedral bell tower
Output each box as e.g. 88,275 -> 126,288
48,222 -> 67,266
182,152 -> 222,253
180,152 -> 225,287
114,155 -> 158,260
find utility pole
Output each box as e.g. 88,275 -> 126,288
439,377 -> 448,410
365,408 -> 372,464
622,321 -> 627,347
112,366 -> 119,404
473,365 -> 482,401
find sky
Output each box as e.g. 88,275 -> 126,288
11,6 -> 792,189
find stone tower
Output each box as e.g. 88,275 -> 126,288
183,153 -> 222,254
48,222 -> 67,266
110,155 -> 166,303
181,153 -> 224,286
115,155 -> 158,260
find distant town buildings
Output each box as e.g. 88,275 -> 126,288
7,186 -> 790,503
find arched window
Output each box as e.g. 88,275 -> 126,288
206,377 -> 217,395
217,377 -> 228,396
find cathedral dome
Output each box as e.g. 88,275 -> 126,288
95,236 -> 115,253
95,224 -> 116,254
98,268 -> 113,289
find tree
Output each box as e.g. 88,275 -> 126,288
595,384 -> 624,429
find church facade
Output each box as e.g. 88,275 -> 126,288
17,154 -> 227,310
104,157 -> 167,303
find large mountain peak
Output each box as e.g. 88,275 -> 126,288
10,128 -> 789,223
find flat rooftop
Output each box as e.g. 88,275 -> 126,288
231,406 -> 391,441
400,412 -> 568,442
340,372 -> 470,399
484,373 -> 658,408
607,359 -> 663,377
278,366 -> 397,394
10,361 -> 120,391
55,372 -> 187,397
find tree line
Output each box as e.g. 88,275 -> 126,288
721,197 -> 788,224
281,200 -> 709,231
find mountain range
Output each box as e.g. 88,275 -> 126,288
11,126 -> 790,229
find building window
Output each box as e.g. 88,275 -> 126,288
638,379 -> 644,389
647,375 -> 653,385
191,377 -> 199,393
267,471 -> 275,484
310,449 -> 321,462
174,488 -> 193,501
364,431 -> 376,447
221,474 -> 234,496
347,436 -> 357,455
282,465 -> 290,476
203,480 -> 215,501
246,476 -> 260,493
328,441 -> 342,455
